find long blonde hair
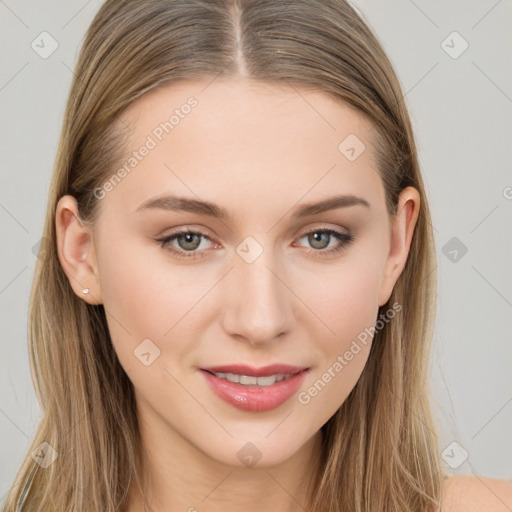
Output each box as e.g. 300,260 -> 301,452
2,0 -> 446,510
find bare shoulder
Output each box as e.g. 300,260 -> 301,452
438,475 -> 512,512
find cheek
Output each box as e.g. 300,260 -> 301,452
294,258 -> 383,409
299,258 -> 382,342
95,234 -> 212,364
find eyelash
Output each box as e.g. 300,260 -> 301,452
154,226 -> 355,260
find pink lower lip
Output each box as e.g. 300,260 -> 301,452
200,369 -> 309,412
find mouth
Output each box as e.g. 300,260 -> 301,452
199,365 -> 310,412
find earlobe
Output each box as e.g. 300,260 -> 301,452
55,195 -> 102,305
377,186 -> 420,307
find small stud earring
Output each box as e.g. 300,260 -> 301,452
83,288 -> 89,294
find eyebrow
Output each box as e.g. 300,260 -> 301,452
135,193 -> 371,219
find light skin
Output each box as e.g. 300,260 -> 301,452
54,77 -> 512,512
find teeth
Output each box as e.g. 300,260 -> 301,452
213,372 -> 292,386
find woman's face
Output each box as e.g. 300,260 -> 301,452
57,77 -> 418,468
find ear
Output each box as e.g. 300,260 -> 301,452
55,195 -> 102,305
378,186 -> 420,307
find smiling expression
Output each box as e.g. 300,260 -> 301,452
58,76 -> 416,467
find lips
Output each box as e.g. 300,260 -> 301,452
200,364 -> 307,377
200,367 -> 310,412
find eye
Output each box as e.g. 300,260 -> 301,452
155,226 -> 355,260
295,226 -> 355,257
155,228 -> 216,259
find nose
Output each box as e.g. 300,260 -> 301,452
221,246 -> 295,346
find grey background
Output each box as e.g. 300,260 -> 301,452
1,0 -> 511,500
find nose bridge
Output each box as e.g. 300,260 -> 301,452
221,239 -> 293,344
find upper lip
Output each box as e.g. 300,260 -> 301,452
201,364 -> 308,377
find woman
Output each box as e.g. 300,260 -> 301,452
2,0 -> 511,511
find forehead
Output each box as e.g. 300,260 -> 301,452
106,77 -> 386,219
